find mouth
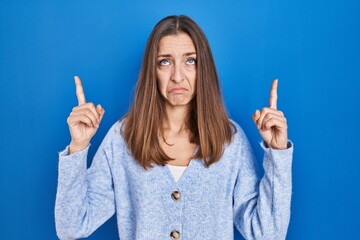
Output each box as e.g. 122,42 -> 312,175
169,87 -> 188,94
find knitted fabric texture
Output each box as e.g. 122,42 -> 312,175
55,120 -> 293,239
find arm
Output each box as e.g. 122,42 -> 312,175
234,79 -> 293,239
55,76 -> 114,239
55,126 -> 116,239
233,129 -> 293,239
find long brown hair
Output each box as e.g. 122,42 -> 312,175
122,15 -> 234,169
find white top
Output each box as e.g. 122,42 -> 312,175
166,164 -> 188,182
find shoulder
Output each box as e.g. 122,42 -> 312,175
105,116 -> 129,135
225,119 -> 254,157
229,119 -> 249,142
100,118 -> 127,148
109,118 -> 125,134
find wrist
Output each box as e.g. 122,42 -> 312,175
265,140 -> 289,150
69,140 -> 89,154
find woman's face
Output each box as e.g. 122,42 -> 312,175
156,33 -> 197,108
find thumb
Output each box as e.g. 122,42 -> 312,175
252,110 -> 260,123
96,104 -> 105,121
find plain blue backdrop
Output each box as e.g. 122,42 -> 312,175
1,0 -> 359,239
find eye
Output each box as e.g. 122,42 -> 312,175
186,58 -> 196,65
159,59 -> 170,66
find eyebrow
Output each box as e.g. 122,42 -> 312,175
157,52 -> 197,58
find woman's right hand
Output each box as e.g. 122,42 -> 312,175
67,76 -> 105,154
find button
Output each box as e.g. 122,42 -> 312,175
170,230 -> 180,239
171,191 -> 181,201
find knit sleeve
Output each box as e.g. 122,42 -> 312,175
55,123 -> 120,239
232,126 -> 293,240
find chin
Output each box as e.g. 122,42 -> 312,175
168,101 -> 191,107
166,97 -> 194,107
163,92 -> 195,107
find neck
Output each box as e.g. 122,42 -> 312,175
163,104 -> 190,133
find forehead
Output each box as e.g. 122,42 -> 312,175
158,33 -> 196,54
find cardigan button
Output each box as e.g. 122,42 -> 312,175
170,230 -> 180,239
171,191 -> 181,201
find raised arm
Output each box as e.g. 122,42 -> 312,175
234,79 -> 293,239
55,76 -> 114,239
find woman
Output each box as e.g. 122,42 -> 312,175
55,15 -> 293,239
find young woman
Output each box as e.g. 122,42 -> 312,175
55,15 -> 293,240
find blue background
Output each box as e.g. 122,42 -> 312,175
1,0 -> 359,239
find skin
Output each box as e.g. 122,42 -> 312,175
67,76 -> 105,154
156,33 -> 197,110
66,36 -> 288,157
252,79 -> 288,150
156,33 -> 198,166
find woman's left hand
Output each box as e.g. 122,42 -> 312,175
252,79 -> 288,150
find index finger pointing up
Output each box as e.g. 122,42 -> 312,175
269,79 -> 278,109
74,76 -> 86,105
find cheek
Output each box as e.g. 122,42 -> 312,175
189,70 -> 197,91
156,72 -> 168,94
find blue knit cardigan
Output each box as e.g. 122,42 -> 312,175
55,120 -> 293,239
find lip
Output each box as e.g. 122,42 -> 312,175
169,87 -> 188,93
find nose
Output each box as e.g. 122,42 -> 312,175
170,63 -> 184,83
